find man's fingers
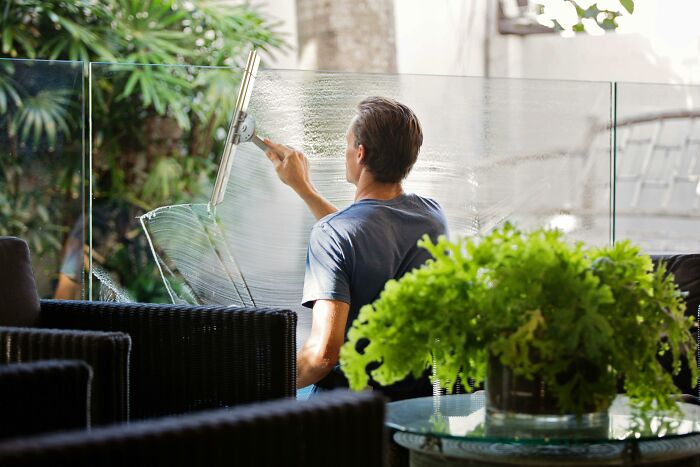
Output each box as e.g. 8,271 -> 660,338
265,150 -> 282,168
263,138 -> 290,157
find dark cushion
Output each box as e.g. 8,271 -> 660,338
652,254 -> 700,318
0,237 -> 40,326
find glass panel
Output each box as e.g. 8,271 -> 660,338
0,59 -> 85,299
242,72 -> 612,240
88,62 -> 243,302
134,70 -> 612,344
614,82 -> 700,253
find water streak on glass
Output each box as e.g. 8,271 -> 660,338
92,263 -> 133,302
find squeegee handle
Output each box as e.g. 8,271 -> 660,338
251,133 -> 268,152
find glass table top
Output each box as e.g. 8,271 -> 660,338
386,392 -> 700,445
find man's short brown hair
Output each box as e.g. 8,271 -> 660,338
351,96 -> 423,183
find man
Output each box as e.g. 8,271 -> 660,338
264,96 -> 447,400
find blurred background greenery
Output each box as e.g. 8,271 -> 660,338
0,0 -> 286,301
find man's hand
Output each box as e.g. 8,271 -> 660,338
263,139 -> 312,195
263,138 -> 338,220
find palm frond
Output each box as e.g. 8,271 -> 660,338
0,71 -> 22,113
13,89 -> 74,147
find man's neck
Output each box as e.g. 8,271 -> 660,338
353,172 -> 403,202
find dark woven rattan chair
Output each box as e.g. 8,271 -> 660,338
37,300 -> 297,420
0,327 -> 130,425
0,360 -> 92,439
0,237 -> 130,426
0,389 -> 386,467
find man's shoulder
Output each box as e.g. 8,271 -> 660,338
314,204 -> 357,229
403,193 -> 447,225
310,205 -> 363,244
408,193 -> 443,212
313,193 -> 446,235
312,199 -> 393,235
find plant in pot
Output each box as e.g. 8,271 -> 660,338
340,223 -> 697,431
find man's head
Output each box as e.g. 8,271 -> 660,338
345,96 -> 423,185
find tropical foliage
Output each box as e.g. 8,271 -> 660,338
0,0 -> 285,300
340,224 -> 696,415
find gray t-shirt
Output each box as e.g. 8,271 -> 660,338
302,194 -> 447,400
302,192 -> 448,325
301,193 -> 448,398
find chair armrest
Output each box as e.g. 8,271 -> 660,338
0,360 -> 92,439
0,390 -> 386,467
0,326 -> 130,425
39,300 -> 296,418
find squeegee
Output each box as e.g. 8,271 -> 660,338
209,49 -> 267,208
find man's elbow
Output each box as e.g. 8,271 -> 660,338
308,347 -> 340,372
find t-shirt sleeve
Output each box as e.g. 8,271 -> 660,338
302,223 -> 351,308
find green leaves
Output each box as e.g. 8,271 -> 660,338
540,1 -> 635,33
12,89 -> 73,147
0,0 -> 286,302
142,157 -> 184,203
1,0 -> 286,143
0,66 -> 21,114
620,0 -> 635,14
340,223 -> 696,415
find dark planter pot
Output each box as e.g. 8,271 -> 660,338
484,354 -> 610,438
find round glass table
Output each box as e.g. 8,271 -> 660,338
386,393 -> 700,466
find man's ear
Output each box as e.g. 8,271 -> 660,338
357,144 -> 366,165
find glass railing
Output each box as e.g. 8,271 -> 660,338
88,62 -> 243,303
130,68 -> 614,344
3,57 -> 698,323
246,71 -> 612,243
0,58 -> 85,300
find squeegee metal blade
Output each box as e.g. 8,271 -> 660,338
209,49 -> 260,207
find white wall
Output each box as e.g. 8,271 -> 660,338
495,1 -> 700,84
397,0 -> 700,85
251,0 -> 299,69
259,0 -> 700,86
393,0 -> 487,77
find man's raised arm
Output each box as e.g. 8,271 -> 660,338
263,139 -> 338,220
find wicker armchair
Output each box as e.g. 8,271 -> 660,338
37,300 -> 297,420
0,327 -> 129,425
0,360 -> 92,439
1,236 -> 297,427
0,389 -> 386,467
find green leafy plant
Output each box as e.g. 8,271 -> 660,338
340,223 -> 696,415
1,0 -> 285,300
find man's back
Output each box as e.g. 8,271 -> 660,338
264,96 -> 440,394
302,192 -> 448,398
